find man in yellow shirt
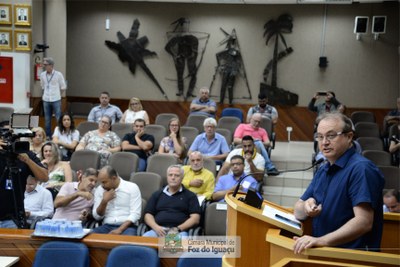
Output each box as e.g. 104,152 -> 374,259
182,151 -> 215,201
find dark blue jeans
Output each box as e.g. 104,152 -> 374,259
43,100 -> 61,137
92,224 -> 137,235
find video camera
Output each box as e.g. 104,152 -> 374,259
0,128 -> 33,157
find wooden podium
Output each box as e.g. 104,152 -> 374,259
223,192 -> 303,267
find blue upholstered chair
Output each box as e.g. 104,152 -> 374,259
33,241 -> 90,267
105,245 -> 160,267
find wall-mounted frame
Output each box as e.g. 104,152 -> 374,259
14,29 -> 31,51
354,16 -> 369,34
0,29 -> 12,51
14,4 -> 31,26
0,4 -> 12,25
372,16 -> 386,34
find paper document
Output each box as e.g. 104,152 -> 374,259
262,205 -> 301,230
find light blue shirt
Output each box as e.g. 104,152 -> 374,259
190,98 -> 217,118
88,104 -> 123,124
189,133 -> 230,157
24,185 -> 54,223
214,173 -> 258,202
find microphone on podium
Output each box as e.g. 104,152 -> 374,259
232,158 -> 325,198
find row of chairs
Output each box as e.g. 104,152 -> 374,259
33,241 -> 221,267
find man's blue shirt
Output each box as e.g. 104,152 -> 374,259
301,147 -> 384,250
189,133 -> 230,157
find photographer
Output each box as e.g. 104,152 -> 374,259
308,91 -> 342,115
388,124 -> 400,166
0,138 -> 48,228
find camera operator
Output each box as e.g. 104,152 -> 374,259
0,138 -> 48,228
308,91 -> 342,116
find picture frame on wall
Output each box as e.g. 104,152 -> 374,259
0,29 -> 12,51
0,4 -> 12,25
14,4 -> 31,26
14,29 -> 31,51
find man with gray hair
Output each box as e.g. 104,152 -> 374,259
189,87 -> 217,118
188,117 -> 230,166
143,164 -> 200,237
40,57 -> 67,137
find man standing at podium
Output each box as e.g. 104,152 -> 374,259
293,112 -> 384,253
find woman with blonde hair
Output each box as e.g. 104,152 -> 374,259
121,97 -> 150,124
40,141 -> 73,196
158,118 -> 187,162
30,127 -> 47,159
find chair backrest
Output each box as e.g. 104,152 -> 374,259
130,172 -> 163,202
70,150 -> 100,173
185,114 -> 208,133
112,122 -> 132,139
216,116 -> 241,138
109,152 -> 139,180
354,122 -> 380,138
260,117 -> 274,139
215,128 -> 232,147
202,157 -> 217,177
388,124 -> 399,139
362,150 -> 392,166
221,107 -> 244,122
357,137 -> 384,151
181,126 -> 199,148
33,241 -> 90,267
351,111 -> 376,125
0,107 -> 14,123
146,154 -> 179,186
154,113 -> 178,130
378,165 -> 400,190
77,121 -> 98,137
177,256 -> 222,267
68,102 -> 93,118
204,202 -> 227,236
105,245 -> 160,267
144,124 -> 167,152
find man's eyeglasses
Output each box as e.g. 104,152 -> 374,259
230,162 -> 244,167
100,120 -> 110,125
315,132 -> 347,142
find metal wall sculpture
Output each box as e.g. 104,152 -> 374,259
105,19 -> 168,100
165,18 -> 209,100
210,28 -> 251,104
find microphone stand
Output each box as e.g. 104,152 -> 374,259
232,158 -> 325,198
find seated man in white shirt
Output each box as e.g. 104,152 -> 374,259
217,135 -> 265,182
24,175 -> 54,225
92,165 -> 141,235
52,168 -> 98,221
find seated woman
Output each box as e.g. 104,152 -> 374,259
52,113 -> 80,161
75,115 -> 121,167
30,127 -> 47,159
158,118 -> 187,163
41,141 -> 73,197
120,97 -> 150,124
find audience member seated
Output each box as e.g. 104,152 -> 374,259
217,135 -> 265,182
188,118 -> 230,167
76,115 -> 121,168
158,118 -> 187,163
92,166 -> 141,235
308,91 -> 342,115
41,142 -> 73,197
182,151 -> 215,201
233,114 -> 278,176
189,86 -> 217,118
212,155 -> 257,202
383,97 -> 400,136
88,91 -> 122,124
52,168 -> 98,221
30,127 -> 47,158
52,113 -> 80,161
383,189 -> 400,213
24,175 -> 54,225
121,118 -> 154,171
246,93 -> 278,124
120,97 -> 150,125
143,164 -> 201,237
